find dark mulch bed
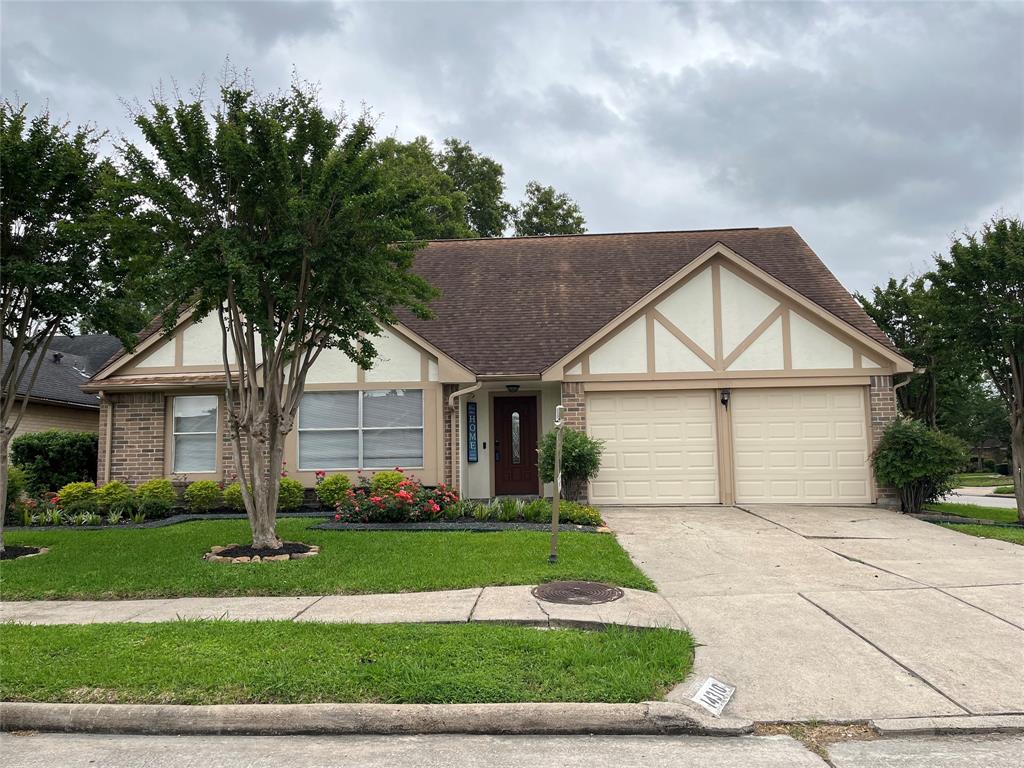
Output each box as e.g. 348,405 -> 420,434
1,545 -> 43,560
215,541 -> 313,559
314,520 -> 601,533
911,513 -> 1023,528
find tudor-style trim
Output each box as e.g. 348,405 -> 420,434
91,311 -> 476,387
542,243 -> 913,380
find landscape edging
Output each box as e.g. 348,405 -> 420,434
0,701 -> 752,737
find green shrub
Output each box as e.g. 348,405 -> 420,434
444,498 -> 472,520
135,478 -> 177,518
223,482 -> 245,512
497,497 -> 524,522
558,500 -> 603,526
137,496 -> 172,519
982,458 -> 997,472
995,462 -> 1010,475
136,478 -> 176,505
523,498 -> 550,523
96,481 -> 135,514
315,474 -> 352,507
873,419 -> 968,514
10,430 -> 98,493
56,481 -> 98,514
994,485 -> 1015,495
538,427 -> 604,502
183,480 -> 222,513
277,478 -> 305,511
369,470 -> 404,495
5,465 -> 27,508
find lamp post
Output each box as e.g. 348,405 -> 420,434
550,404 -> 565,564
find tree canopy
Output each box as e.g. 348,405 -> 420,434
512,180 -> 587,237
0,100 -> 148,551
120,79 -> 443,547
438,138 -> 512,237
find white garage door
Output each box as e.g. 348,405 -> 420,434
731,387 -> 871,503
587,391 -> 719,504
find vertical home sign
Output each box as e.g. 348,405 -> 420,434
466,401 -> 479,463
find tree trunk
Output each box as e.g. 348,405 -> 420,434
0,432 -> 8,554
1010,412 -> 1024,525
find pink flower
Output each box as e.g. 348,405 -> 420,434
334,514 -> 341,522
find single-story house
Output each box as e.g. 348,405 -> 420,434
4,334 -> 123,438
84,227 -> 911,505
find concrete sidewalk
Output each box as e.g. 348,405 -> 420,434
0,585 -> 685,631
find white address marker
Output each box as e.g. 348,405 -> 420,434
691,677 -> 735,717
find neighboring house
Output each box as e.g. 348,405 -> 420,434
84,227 -> 912,505
3,334 -> 123,438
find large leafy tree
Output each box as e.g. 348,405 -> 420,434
122,80 -> 441,549
438,138 -> 512,237
512,180 -> 586,237
927,217 -> 1024,521
855,277 -> 977,426
0,102 -> 146,553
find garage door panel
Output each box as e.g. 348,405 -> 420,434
733,386 -> 871,503
587,391 -> 719,504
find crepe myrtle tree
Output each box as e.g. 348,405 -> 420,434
0,101 -> 147,553
122,78 -> 444,549
927,216 -> 1024,522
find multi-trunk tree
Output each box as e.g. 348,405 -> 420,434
0,101 -> 146,553
122,80 -> 448,549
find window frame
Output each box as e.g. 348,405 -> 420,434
297,389 -> 425,471
170,395 -> 220,474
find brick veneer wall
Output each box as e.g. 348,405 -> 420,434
869,375 -> 900,507
560,381 -> 586,431
103,392 -> 166,485
442,384 -> 458,487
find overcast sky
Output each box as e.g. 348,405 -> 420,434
3,0 -> 1022,292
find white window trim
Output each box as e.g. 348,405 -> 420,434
297,389 -> 425,471
171,395 -> 219,474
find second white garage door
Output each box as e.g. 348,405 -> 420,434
587,391 -> 719,504
731,387 -> 871,503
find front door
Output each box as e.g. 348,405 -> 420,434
493,395 -> 539,495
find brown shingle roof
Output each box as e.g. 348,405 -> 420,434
399,226 -> 894,375
97,226 -> 895,380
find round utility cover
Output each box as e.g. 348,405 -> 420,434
532,581 -> 624,605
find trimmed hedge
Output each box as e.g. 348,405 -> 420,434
873,419 -> 968,514
10,430 -> 98,493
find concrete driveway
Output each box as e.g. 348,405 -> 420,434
602,505 -> 1024,722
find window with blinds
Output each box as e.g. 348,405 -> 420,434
172,395 -> 219,472
298,389 -> 423,470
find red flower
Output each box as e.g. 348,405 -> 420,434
334,514 -> 341,522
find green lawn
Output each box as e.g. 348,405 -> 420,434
953,473 -> 1012,487
993,486 -> 1015,495
0,518 -> 654,600
923,502 -> 1019,524
940,523 -> 1024,546
0,621 -> 693,704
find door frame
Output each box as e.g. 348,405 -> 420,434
489,389 -> 544,497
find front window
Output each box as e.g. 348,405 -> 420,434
172,395 -> 218,472
298,389 -> 423,470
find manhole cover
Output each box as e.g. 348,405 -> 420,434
532,581 -> 624,605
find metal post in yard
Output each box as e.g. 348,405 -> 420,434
550,405 -> 565,564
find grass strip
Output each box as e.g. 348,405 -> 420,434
1,519 -> 654,600
0,621 -> 692,704
922,502 -> 1019,524
940,524 -> 1024,546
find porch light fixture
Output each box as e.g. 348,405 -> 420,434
720,389 -> 731,408
505,384 -> 520,392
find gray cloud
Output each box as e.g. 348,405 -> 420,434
2,0 -> 1021,292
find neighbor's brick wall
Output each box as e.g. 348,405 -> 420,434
560,382 -> 586,431
104,392 -> 166,485
869,375 -> 900,507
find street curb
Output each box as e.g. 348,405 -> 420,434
0,701 -> 753,737
871,715 -> 1024,737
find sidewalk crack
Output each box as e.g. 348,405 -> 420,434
290,595 -> 327,622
